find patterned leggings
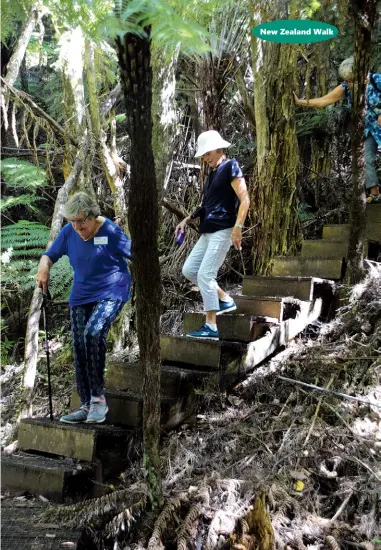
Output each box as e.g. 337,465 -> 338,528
70,299 -> 123,406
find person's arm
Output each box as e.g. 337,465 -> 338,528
114,227 -> 132,260
378,114 -> 381,126
174,214 -> 199,236
36,255 -> 53,294
35,227 -> 68,293
231,177 -> 250,251
293,84 -> 345,108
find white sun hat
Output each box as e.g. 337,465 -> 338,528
195,130 -> 231,157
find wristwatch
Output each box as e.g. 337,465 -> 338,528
234,223 -> 244,229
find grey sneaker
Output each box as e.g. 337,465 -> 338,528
86,399 -> 109,423
60,405 -> 88,424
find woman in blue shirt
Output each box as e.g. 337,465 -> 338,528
293,56 -> 381,203
36,192 -> 132,424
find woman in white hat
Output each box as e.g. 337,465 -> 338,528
175,130 -> 250,340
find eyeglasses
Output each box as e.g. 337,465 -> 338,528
70,214 -> 89,226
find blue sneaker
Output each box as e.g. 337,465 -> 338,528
86,398 -> 109,423
60,405 -> 88,424
217,298 -> 237,315
186,324 -> 219,340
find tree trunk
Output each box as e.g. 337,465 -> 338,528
58,27 -> 87,183
346,0 -> 377,284
151,43 -> 180,190
116,29 -> 163,511
84,39 -> 128,217
3,4 -> 42,87
251,3 -> 301,275
21,138 -> 89,419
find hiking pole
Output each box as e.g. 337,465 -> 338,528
42,291 -> 54,421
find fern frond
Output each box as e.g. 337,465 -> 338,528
49,257 -> 73,301
1,221 -> 50,254
1,158 -> 48,189
0,194 -> 40,213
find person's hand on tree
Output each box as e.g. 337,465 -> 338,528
293,91 -> 302,106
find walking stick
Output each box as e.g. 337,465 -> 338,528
42,291 -> 54,421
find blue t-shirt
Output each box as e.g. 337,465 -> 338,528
342,73 -> 381,146
45,218 -> 132,306
191,159 -> 243,233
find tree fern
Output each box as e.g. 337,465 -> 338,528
0,158 -> 48,190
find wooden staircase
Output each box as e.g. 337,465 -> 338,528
3,205 -> 380,501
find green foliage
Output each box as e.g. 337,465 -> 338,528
0,320 -> 15,364
298,203 -> 314,222
0,194 -> 41,214
1,0 -> 34,44
115,0 -> 211,56
49,256 -> 73,300
0,157 -> 48,190
0,158 -> 48,214
1,221 -> 73,299
1,221 -> 50,292
295,109 -> 332,137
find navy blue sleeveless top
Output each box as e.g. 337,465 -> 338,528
190,159 -> 243,234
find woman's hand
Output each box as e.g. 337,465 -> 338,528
232,226 -> 242,250
35,255 -> 52,294
378,114 -> 381,127
293,91 -> 302,106
175,217 -> 189,237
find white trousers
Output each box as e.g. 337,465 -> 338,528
182,228 -> 233,311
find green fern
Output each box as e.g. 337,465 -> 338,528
1,221 -> 73,300
0,158 -> 48,190
0,194 -> 41,213
1,221 -> 50,255
49,256 -> 73,300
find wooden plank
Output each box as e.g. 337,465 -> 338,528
301,240 -> 348,258
183,312 -> 271,341
271,257 -> 343,279
242,276 -> 313,300
160,336 -> 221,368
232,295 -> 283,319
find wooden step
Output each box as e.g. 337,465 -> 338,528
322,225 -> 349,241
1,452 -> 93,502
271,257 -> 343,279
366,222 -> 381,241
323,223 -> 381,242
366,204 -> 381,224
70,388 -> 196,430
243,298 -> 323,371
231,295 -> 283,319
161,335 -> 220,368
242,276 -> 313,301
106,362 -> 210,398
18,418 -> 130,462
183,312 -> 272,342
301,240 -> 348,258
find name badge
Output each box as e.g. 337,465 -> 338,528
94,236 -> 108,245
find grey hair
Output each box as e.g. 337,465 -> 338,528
63,192 -> 101,220
338,56 -> 354,80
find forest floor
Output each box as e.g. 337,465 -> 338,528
1,265 -> 380,550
